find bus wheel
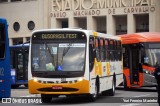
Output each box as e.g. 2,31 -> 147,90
90,80 -> 99,102
124,75 -> 129,90
109,78 -> 116,96
41,94 -> 52,103
24,84 -> 28,87
11,85 -> 19,89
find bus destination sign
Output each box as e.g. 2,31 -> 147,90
42,34 -> 77,39
32,31 -> 86,40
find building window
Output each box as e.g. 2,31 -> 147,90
13,22 -> 20,32
95,16 -> 106,33
0,23 -> 5,59
56,19 -> 68,28
13,38 -> 23,45
0,0 -> 8,3
62,21 -> 68,28
26,37 -> 30,42
11,0 -> 22,2
75,17 -> 87,29
135,14 -> 149,32
114,15 -> 127,35
28,21 -> 35,30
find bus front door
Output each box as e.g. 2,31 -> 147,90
16,49 -> 28,86
129,46 -> 140,86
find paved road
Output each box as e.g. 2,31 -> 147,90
0,86 -> 159,106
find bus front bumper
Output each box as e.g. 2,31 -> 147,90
28,79 -> 90,95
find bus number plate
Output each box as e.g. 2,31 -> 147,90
52,86 -> 62,90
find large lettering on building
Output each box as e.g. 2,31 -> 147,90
50,0 -> 156,18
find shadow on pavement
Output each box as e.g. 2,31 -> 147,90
116,86 -> 157,92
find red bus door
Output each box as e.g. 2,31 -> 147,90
131,47 -> 140,85
123,44 -> 141,88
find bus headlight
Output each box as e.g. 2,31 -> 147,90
78,77 -> 83,82
33,77 -> 38,82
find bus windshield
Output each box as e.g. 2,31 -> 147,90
144,49 -> 160,66
32,43 -> 86,72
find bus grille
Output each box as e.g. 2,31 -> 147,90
37,87 -> 79,92
38,80 -> 78,84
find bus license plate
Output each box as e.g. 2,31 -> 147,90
52,86 -> 62,90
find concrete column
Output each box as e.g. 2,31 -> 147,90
9,38 -> 13,46
127,14 -> 136,34
149,12 -> 156,32
43,0 -> 49,29
157,0 -> 160,32
23,37 -> 27,43
87,16 -> 96,31
107,15 -> 116,35
51,18 -> 57,28
69,17 -> 77,28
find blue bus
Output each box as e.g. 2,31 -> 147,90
0,18 -> 11,98
10,43 -> 29,88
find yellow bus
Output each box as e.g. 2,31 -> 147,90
28,29 -> 123,103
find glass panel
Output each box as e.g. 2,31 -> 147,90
25,50 -> 29,79
10,49 -> 14,69
0,43 -> 5,58
17,52 -> 24,80
0,23 -> 5,42
32,43 -> 86,72
0,23 -> 5,59
144,49 -> 160,66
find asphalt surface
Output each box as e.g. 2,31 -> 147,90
0,86 -> 159,106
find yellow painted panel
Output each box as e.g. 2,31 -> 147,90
28,79 -> 90,95
106,62 -> 110,75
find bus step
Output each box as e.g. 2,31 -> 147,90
131,84 -> 140,87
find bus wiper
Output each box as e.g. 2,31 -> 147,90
61,42 -> 73,64
63,40 -> 78,56
45,43 -> 53,57
45,43 -> 55,65
63,43 -> 72,56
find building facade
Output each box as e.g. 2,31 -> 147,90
0,0 -> 160,45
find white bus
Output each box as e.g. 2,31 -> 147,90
28,29 -> 123,103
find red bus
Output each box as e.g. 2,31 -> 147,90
119,32 -> 160,89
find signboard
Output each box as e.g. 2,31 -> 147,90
50,0 -> 156,18
32,31 -> 86,40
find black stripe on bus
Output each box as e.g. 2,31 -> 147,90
91,73 -> 123,80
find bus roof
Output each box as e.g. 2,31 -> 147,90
0,18 -> 7,24
119,32 -> 160,44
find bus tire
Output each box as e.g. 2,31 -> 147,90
90,78 -> 99,102
108,77 -> 116,96
11,85 -> 19,89
123,75 -> 129,90
41,94 -> 52,103
24,84 -> 28,87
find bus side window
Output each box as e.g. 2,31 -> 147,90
105,39 -> 110,61
89,36 -> 95,71
100,38 -> 105,62
114,40 -> 118,61
95,38 -> 101,62
117,41 -> 122,61
123,46 -> 129,67
109,40 -> 115,61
